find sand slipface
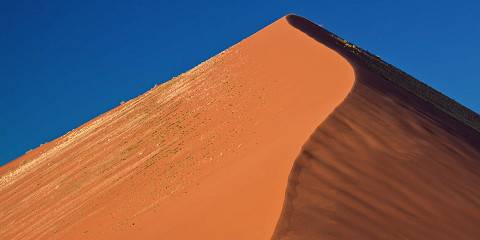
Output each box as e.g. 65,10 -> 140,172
272,15 -> 480,240
1,15 -> 479,240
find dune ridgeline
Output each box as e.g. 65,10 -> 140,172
1,15 -> 479,240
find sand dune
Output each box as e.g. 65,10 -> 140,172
1,15 -> 479,240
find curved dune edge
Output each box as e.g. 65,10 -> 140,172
0,17 -> 355,239
272,15 -> 480,239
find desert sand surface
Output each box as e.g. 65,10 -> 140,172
1,14 -> 479,240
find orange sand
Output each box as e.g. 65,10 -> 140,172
1,15 -> 479,240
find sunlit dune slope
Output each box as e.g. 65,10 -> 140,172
0,16 -> 354,239
272,15 -> 480,240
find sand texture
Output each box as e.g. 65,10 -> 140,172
1,15 -> 479,240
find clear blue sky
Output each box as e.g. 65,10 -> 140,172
1,0 -> 479,165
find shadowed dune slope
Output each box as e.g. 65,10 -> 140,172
272,15 -> 480,240
0,17 -> 355,239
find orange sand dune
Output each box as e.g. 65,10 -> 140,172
1,15 -> 479,240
